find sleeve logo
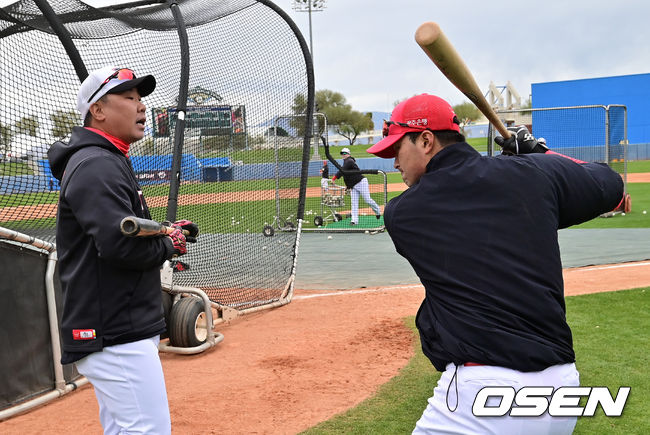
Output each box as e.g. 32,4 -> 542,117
72,329 -> 96,340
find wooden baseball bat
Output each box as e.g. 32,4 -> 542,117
120,216 -> 188,237
415,22 -> 511,139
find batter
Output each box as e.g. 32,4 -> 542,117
367,93 -> 623,434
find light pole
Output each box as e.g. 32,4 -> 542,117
292,0 -> 327,65
293,1 -> 327,160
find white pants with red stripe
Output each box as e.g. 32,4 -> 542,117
75,336 -> 171,435
413,363 -> 579,435
350,177 -> 381,224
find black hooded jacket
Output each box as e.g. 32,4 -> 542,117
49,127 -> 174,364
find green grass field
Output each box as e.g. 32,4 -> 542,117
301,288 -> 649,434
1,151 -> 648,232
2,173 -> 648,232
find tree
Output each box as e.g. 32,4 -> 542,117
0,122 -> 12,159
453,102 -> 481,126
15,115 -> 39,137
290,92 -> 311,138
292,89 -> 374,145
334,110 -> 374,145
51,109 -> 79,139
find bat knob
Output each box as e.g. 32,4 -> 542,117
120,217 -> 139,237
415,21 -> 441,46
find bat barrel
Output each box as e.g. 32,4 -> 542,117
414,21 -> 511,139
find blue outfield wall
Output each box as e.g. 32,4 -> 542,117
0,175 -> 56,195
532,73 -> 650,145
8,146 -> 650,196
311,157 -> 397,178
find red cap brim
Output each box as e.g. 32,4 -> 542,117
366,133 -> 405,158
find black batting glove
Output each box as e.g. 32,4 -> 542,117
495,126 -> 549,155
172,219 -> 199,243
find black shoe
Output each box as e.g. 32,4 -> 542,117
350,222 -> 357,225
375,214 -> 381,220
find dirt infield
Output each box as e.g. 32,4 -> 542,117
2,261 -> 649,434
627,172 -> 650,183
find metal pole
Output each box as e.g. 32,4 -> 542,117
308,1 -> 313,62
623,106 -> 628,192
266,0 -> 315,223
308,3 -> 320,161
166,0 -> 190,222
45,251 -> 66,391
604,106 -> 610,165
274,127 -> 281,227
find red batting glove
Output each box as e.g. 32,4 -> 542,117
172,219 -> 199,243
167,228 -> 187,257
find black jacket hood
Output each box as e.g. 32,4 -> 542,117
48,126 -> 121,181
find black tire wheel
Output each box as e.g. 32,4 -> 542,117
168,297 -> 208,348
160,290 -> 174,340
263,225 -> 275,237
313,216 -> 323,227
334,213 -> 343,222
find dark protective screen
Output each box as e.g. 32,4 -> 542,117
0,0 -> 313,309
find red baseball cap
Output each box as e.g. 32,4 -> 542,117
366,93 -> 460,158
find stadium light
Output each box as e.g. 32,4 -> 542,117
292,0 -> 327,64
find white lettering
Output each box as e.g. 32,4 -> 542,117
548,387 -> 590,416
583,387 -> 630,417
472,386 -> 630,418
472,387 -> 515,416
510,387 -> 553,417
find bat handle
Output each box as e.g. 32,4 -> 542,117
495,123 -> 512,139
163,226 -> 190,236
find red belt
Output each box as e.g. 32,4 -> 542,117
464,362 -> 483,367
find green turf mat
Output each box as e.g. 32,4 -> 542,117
321,214 -> 384,229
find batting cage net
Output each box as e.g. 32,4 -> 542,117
0,0 -> 314,310
492,105 -> 628,190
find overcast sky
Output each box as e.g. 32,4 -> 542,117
274,0 -> 650,113
6,0 -> 650,113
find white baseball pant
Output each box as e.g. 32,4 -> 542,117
75,336 -> 171,435
413,362 -> 579,435
350,177 -> 381,224
320,177 -> 330,190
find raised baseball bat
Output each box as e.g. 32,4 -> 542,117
120,216 -> 187,237
415,22 -> 511,139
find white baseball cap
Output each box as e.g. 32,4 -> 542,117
77,66 -> 156,121
340,147 -> 351,155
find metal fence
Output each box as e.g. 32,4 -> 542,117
490,105 -> 628,191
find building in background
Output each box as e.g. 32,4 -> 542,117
532,73 -> 650,145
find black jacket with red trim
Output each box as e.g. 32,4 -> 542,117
49,127 -> 174,364
384,142 -> 623,372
